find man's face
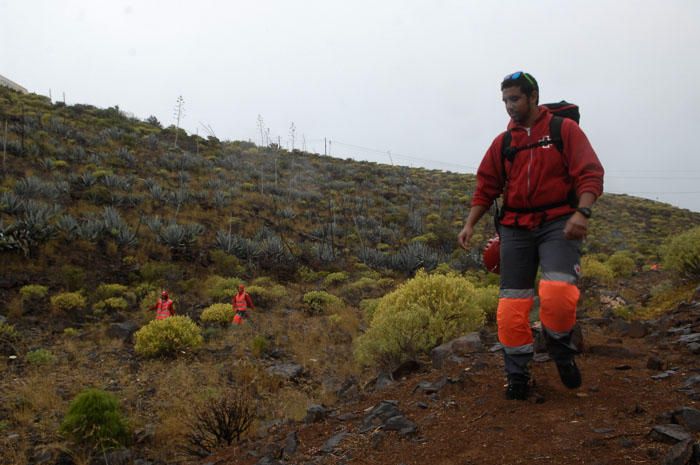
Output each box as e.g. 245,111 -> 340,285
502,86 -> 537,124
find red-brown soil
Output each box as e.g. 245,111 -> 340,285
205,306 -> 700,465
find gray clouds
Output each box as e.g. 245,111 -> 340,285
2,0 -> 699,211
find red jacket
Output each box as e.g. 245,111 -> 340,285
232,292 -> 254,311
472,106 -> 604,229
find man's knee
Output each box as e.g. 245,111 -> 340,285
539,280 -> 580,333
497,296 -> 534,348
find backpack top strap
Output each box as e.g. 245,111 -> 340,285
549,115 -> 564,154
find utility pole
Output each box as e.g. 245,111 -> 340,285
324,137 -> 327,156
173,95 -> 185,149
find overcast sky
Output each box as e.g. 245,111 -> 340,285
2,0 -> 699,212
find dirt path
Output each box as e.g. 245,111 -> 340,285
207,317 -> 700,465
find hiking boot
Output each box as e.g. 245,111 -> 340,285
555,358 -> 582,389
505,376 -> 529,400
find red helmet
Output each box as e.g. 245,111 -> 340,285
161,290 -> 169,299
483,235 -> 500,274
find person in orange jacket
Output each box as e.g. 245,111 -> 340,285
458,71 -> 604,400
232,284 -> 254,325
150,290 -> 175,320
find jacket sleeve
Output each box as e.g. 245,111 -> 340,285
246,293 -> 255,309
562,120 -> 604,199
471,134 -> 506,208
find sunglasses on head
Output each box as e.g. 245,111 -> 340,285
503,71 -> 536,86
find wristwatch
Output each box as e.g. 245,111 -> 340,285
576,207 -> 592,219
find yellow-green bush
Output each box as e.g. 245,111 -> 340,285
51,292 -> 87,313
26,348 -> 56,365
202,275 -> 242,303
0,322 -> 20,354
246,284 -> 286,309
354,270 -> 497,369
93,283 -> 129,301
323,272 -> 348,287
60,388 -> 129,451
359,298 -> 381,323
607,251 -> 636,278
200,303 -> 234,326
251,334 -> 269,358
94,297 -> 129,313
19,284 -> 48,301
134,316 -> 203,357
302,291 -> 343,315
580,256 -> 614,286
662,226 -> 700,278
210,249 -> 245,277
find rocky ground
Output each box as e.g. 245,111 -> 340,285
203,286 -> 700,465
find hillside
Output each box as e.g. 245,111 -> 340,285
1,87 -> 700,465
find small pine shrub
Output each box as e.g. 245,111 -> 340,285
607,251 -> 636,278
19,284 -> 49,301
580,256 -> 615,286
134,316 -> 203,357
359,298 -> 381,323
201,303 -> 235,326
354,270 -> 496,369
94,297 -> 129,312
302,291 -> 343,315
246,284 -> 286,309
662,226 -> 700,278
51,292 -> 87,313
202,275 -> 243,303
26,348 -> 56,365
63,327 -> 80,337
323,272 -> 348,287
93,283 -> 128,301
60,388 -> 129,451
0,322 -> 20,354
251,335 -> 268,358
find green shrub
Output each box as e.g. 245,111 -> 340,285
345,277 -> 379,293
210,249 -> 245,277
0,322 -> 20,354
51,292 -> 87,313
60,388 -> 129,450
202,275 -> 242,303
354,270 -> 496,369
298,266 -> 321,283
139,261 -> 182,284
607,251 -> 636,278
246,284 -> 286,309
359,298 -> 381,323
19,284 -> 48,301
63,327 -> 80,337
134,316 -> 203,357
93,283 -> 129,301
26,348 -> 56,365
302,291 -> 343,315
200,303 -> 234,326
58,265 -> 86,291
94,297 -> 129,313
251,335 -> 268,358
323,272 -> 348,287
662,226 -> 700,278
580,256 -> 614,286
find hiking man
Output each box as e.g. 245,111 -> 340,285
232,284 -> 254,325
457,71 -> 604,400
151,290 -> 175,320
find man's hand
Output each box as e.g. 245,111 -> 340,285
457,223 -> 474,250
564,212 -> 588,240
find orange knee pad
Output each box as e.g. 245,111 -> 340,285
539,280 -> 580,333
497,297 -> 534,347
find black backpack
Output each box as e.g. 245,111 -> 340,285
497,101 -> 580,218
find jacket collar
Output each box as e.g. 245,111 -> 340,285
506,106 -> 549,131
